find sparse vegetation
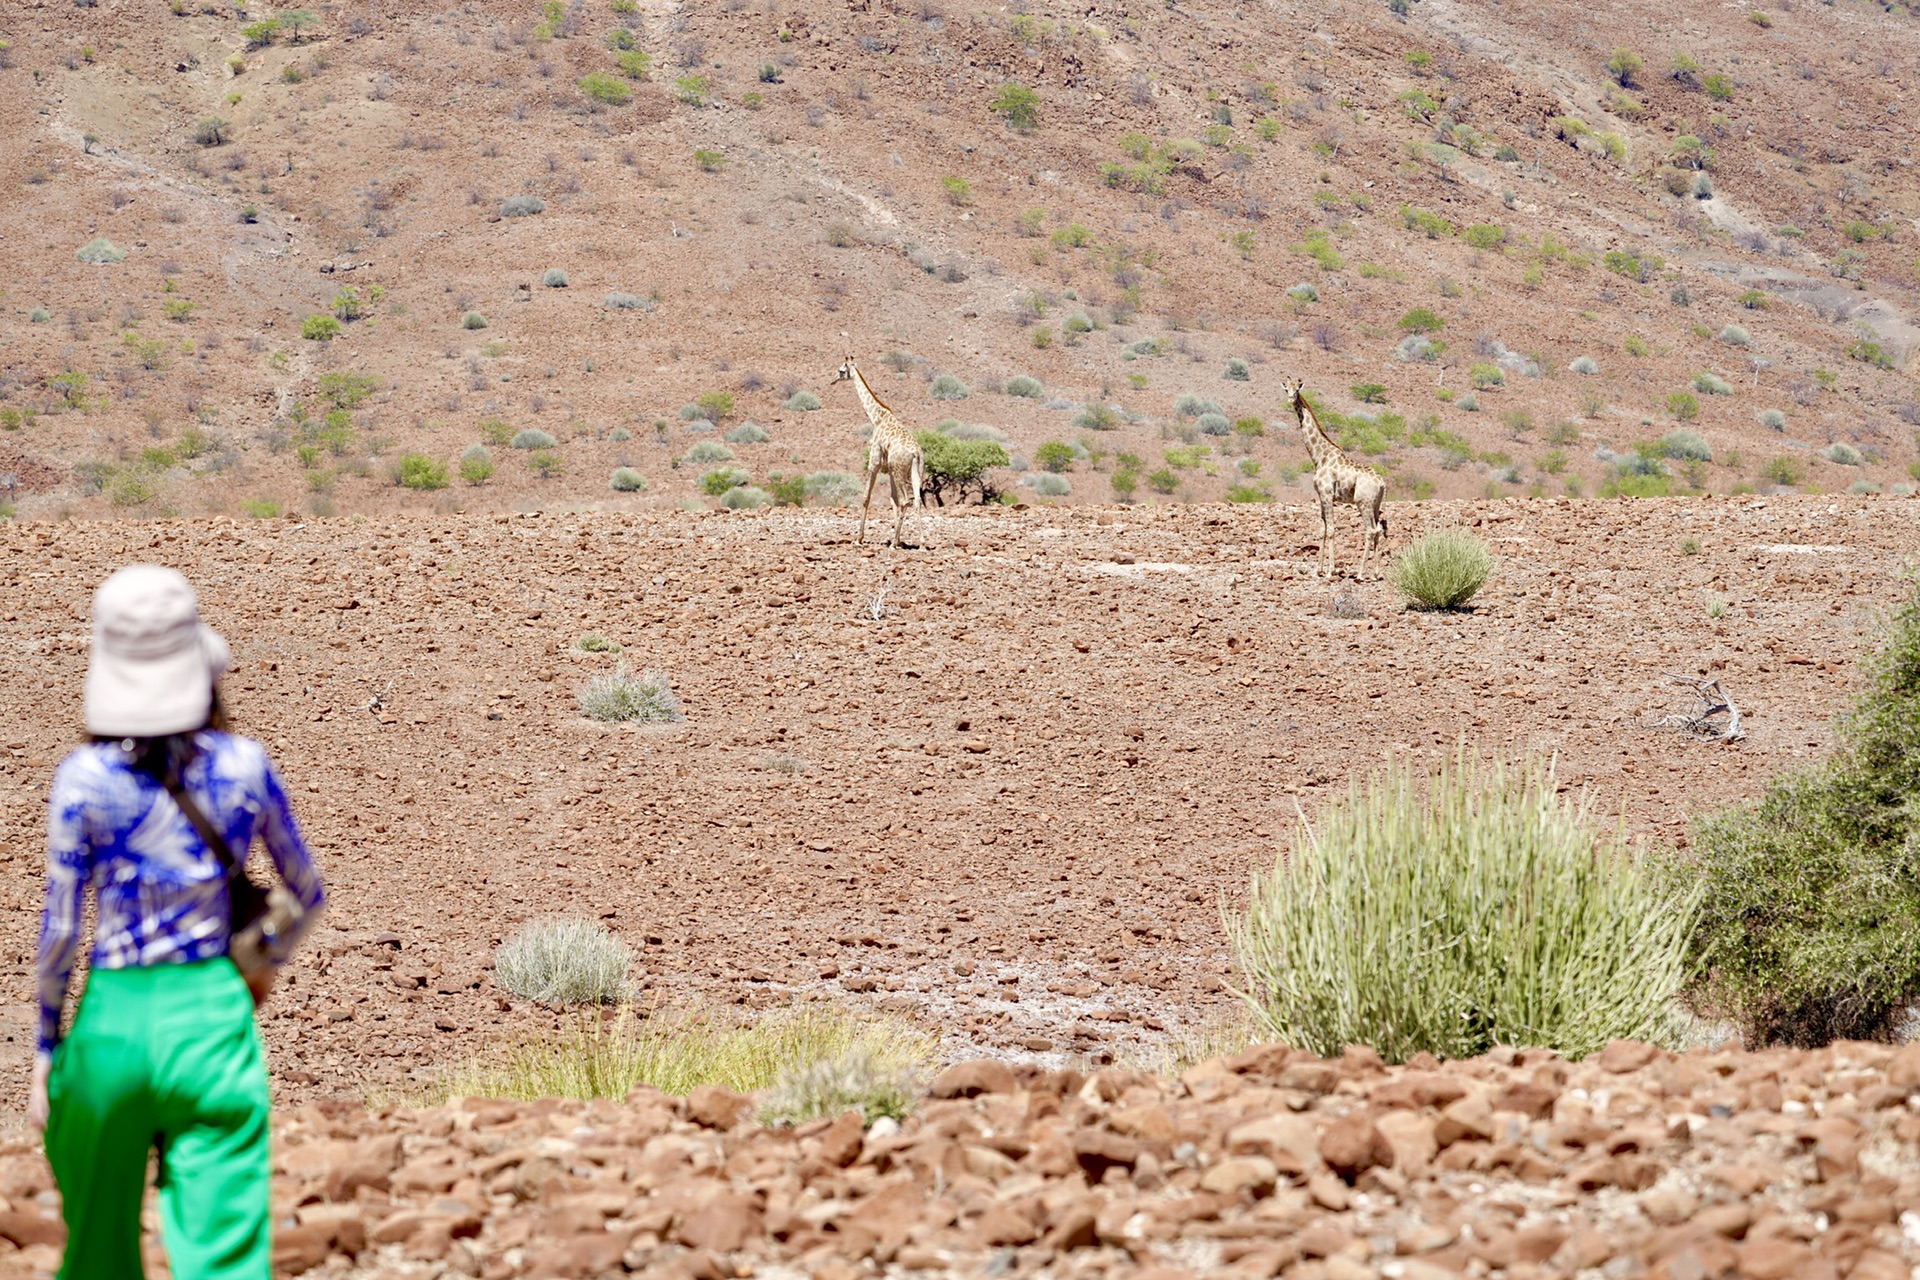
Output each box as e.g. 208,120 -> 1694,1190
990,80 -> 1039,132
459,445 -> 495,485
76,238 -> 127,264
609,467 -> 648,492
500,195 -> 546,218
724,422 -> 771,445
511,429 -> 557,450
1232,754 -> 1699,1063
579,664 -> 682,724
542,268 -> 569,288
1669,580 -> 1920,1045
929,375 -> 969,401
301,314 -> 341,341
783,391 -> 821,411
1389,527 -> 1493,610
494,917 -> 632,1006
395,453 -> 449,490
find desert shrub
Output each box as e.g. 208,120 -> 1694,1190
194,116 -> 230,146
454,446 -> 494,485
77,237 -> 128,265
1569,356 -> 1599,375
1174,393 -> 1222,419
991,80 -> 1039,132
577,633 -> 622,654
1759,409 -> 1786,430
1223,358 -> 1250,382
1004,375 -> 1044,398
579,71 -> 631,105
495,917 -> 632,1005
511,429 -> 558,449
1394,335 -> 1442,363
1231,754 -> 1698,1063
609,467 -> 647,492
609,427 -> 632,442
1603,248 -> 1661,282
719,485 -> 771,510
929,375 -> 969,401
1670,582 -> 1920,1045
1761,456 -> 1804,486
396,453 -> 449,490
937,419 -> 1011,445
1822,442 -> 1862,466
1719,324 -> 1752,347
29,307 -> 49,324
1692,372 -> 1732,397
1666,392 -> 1700,421
1286,283 -> 1318,302
1389,527 -> 1493,610
542,268 -> 569,288
461,311 -> 489,330
917,433 -> 1009,505
696,390 -> 735,422
685,440 -> 734,464
724,421 -> 771,444
1025,473 -> 1067,497
804,471 -> 861,504
700,466 -> 750,496
500,194 -> 546,217
1657,430 -> 1712,461
603,292 -> 650,310
1469,363 -> 1505,390
236,496 -> 279,518
761,1043 -> 922,1127
1035,441 -> 1075,473
1398,307 -> 1446,334
1455,393 -> 1479,412
300,314 -> 340,341
579,664 -> 682,724
783,391 -> 821,411
529,449 -> 565,478
435,1004 -> 932,1106
478,417 -> 514,446
1351,383 -> 1389,405
1072,404 -> 1122,431
1196,412 -> 1231,437
1462,223 -> 1507,250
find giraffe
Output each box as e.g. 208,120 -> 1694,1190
832,353 -> 926,549
1281,376 -> 1388,580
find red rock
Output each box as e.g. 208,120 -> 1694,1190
1199,1156 -> 1277,1198
969,1204 -> 1039,1248
270,1223 -> 332,1275
1492,1081 -> 1558,1120
1482,1223 -> 1568,1266
1693,1203 -> 1752,1239
1317,1113 -> 1394,1183
1595,1039 -> 1663,1073
0,1211 -> 64,1249
929,1060 -> 1018,1099
1848,1251 -> 1910,1280
676,1191 -> 761,1253
1226,1113 -> 1320,1173
1297,1223 -> 1358,1259
524,1230 -> 634,1279
1885,1041 -> 1920,1089
1071,1129 -> 1140,1180
685,1084 -> 753,1130
1042,1206 -> 1099,1251
1433,1093 -> 1494,1147
1734,1238 -> 1826,1280
814,1110 -> 865,1168
1374,1110 -> 1438,1176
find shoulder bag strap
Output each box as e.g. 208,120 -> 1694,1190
160,746 -> 241,876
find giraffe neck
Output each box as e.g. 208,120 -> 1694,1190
848,364 -> 891,431
1294,397 -> 1342,468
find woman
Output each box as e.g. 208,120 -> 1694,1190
29,565 -> 325,1279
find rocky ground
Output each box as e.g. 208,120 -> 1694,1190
5,1037 -> 1920,1278
3,495 -> 1920,1274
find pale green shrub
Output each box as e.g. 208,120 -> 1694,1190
1389,528 -> 1493,609
495,917 -> 632,1005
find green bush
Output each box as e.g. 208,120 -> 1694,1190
579,664 -> 682,723
765,473 -> 807,506
1670,581 -> 1920,1045
783,391 -> 821,411
1398,307 -> 1445,334
579,71 -> 631,105
1389,527 -> 1493,610
76,237 -> 127,265
1657,430 -> 1711,461
685,440 -> 734,464
1230,755 -> 1699,1063
1822,442 -> 1862,466
542,268 -> 569,288
609,467 -> 647,492
511,429 -> 558,449
724,421 -> 770,445
760,1043 -> 923,1127
300,314 -> 340,341
916,433 -> 1009,505
700,466 -> 749,496
1666,392 -> 1700,421
495,918 -> 632,1005
991,80 -> 1039,132
462,311 -> 489,330
396,453 -> 449,490
929,374 -> 969,401
577,633 -> 622,654
1035,441 -> 1075,473
1224,358 -> 1250,381
719,485 -> 770,509
529,449 -> 565,478
1761,456 -> 1803,486
1351,382 -> 1388,405
1004,375 -> 1044,398
458,445 -> 495,485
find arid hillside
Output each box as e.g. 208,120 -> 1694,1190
0,0 -> 1917,521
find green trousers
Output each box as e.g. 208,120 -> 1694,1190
45,958 -> 270,1280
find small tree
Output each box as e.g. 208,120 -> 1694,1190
459,445 -> 495,485
695,390 -> 734,422
194,117 -> 230,146
241,19 -> 280,48
278,8 -> 318,41
579,72 -> 630,105
1604,47 -> 1642,86
915,433 -> 1009,505
990,81 -> 1039,133
1034,441 -> 1075,473
396,454 -> 450,490
301,315 -> 340,341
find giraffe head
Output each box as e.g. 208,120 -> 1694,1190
1280,376 -> 1306,412
832,355 -> 857,385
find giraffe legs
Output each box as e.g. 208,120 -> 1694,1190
858,461 -> 883,545
1317,487 -> 1337,581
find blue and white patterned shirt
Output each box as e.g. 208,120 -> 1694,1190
37,731 -> 325,1059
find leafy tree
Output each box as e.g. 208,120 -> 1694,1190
1034,441 -> 1076,473
914,433 -> 1009,505
991,81 -> 1039,133
277,8 -> 317,41
1604,47 -> 1642,86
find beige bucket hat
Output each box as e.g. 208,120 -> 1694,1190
84,565 -> 231,738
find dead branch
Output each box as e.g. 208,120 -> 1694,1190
1650,674 -> 1744,741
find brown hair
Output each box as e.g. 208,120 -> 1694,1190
90,688 -> 228,782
